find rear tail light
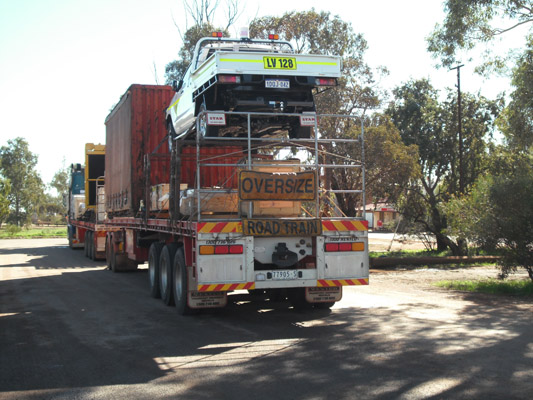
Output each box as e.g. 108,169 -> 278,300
315,78 -> 337,86
229,245 -> 243,254
325,242 -> 365,252
325,243 -> 339,252
199,244 -> 244,255
338,243 -> 352,251
218,75 -> 241,84
268,33 -> 279,40
212,32 -> 223,38
215,246 -> 229,254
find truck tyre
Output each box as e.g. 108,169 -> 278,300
167,121 -> 176,151
314,302 -> 335,310
105,234 -> 112,270
86,231 -> 93,259
148,242 -> 164,298
89,232 -> 96,260
288,288 -> 313,310
198,103 -> 219,137
108,233 -> 137,272
84,232 -> 89,258
172,246 -> 195,315
159,243 -> 178,306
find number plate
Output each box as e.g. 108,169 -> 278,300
265,79 -> 290,89
271,270 -> 299,280
263,56 -> 297,70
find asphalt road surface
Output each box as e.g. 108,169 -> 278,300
1,239 -> 532,400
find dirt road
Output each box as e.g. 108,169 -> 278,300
1,239 -> 531,399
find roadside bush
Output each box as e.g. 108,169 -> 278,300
4,224 -> 21,236
446,171 -> 533,281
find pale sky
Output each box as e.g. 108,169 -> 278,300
0,0 -> 522,187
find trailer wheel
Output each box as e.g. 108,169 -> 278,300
173,246 -> 195,315
89,232 -> 96,260
314,302 -> 335,310
105,234 -> 112,270
84,231 -> 89,258
159,243 -> 178,306
288,288 -> 313,310
108,233 -> 137,273
148,242 -> 164,299
86,231 -> 93,260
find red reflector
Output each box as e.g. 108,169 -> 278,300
339,243 -> 352,251
325,243 -> 339,252
229,245 -> 243,254
215,246 -> 229,254
316,78 -> 337,86
218,75 -> 240,84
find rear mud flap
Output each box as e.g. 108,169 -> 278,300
188,291 -> 227,309
305,286 -> 342,303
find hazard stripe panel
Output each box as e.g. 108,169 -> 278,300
198,222 -> 243,234
198,282 -> 255,292
317,278 -> 369,287
321,220 -> 368,232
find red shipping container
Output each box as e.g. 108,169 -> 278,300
181,146 -> 245,189
105,84 -> 174,215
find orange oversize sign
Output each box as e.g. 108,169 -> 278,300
239,170 -> 316,201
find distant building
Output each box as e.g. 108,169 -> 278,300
363,202 -> 399,231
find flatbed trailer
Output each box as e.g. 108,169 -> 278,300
70,85 -> 370,314
99,85 -> 369,314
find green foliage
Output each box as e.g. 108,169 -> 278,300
436,279 -> 533,296
427,0 -> 533,68
446,155 -> 533,280
0,225 -> 66,239
498,35 -> 533,150
250,11 -> 399,215
165,23 -> 228,84
0,177 -> 10,227
0,137 -> 44,226
386,79 -> 501,254
50,164 -> 69,197
251,9 -> 384,114
4,223 -> 21,236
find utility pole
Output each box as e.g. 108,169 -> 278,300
450,64 -> 464,193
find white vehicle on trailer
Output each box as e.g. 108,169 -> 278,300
165,30 -> 342,140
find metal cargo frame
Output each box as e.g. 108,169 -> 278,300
184,111 -> 367,223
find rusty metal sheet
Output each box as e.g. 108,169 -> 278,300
242,219 -> 322,236
239,170 -> 316,201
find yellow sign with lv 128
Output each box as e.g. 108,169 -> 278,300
263,56 -> 297,70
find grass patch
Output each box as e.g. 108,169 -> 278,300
370,249 -> 451,258
435,279 -> 533,296
0,226 -> 67,239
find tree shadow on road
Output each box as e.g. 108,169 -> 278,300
0,242 -> 531,399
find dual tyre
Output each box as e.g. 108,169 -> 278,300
149,242 -> 194,315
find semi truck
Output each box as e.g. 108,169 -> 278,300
68,33 -> 369,314
67,143 -> 106,260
